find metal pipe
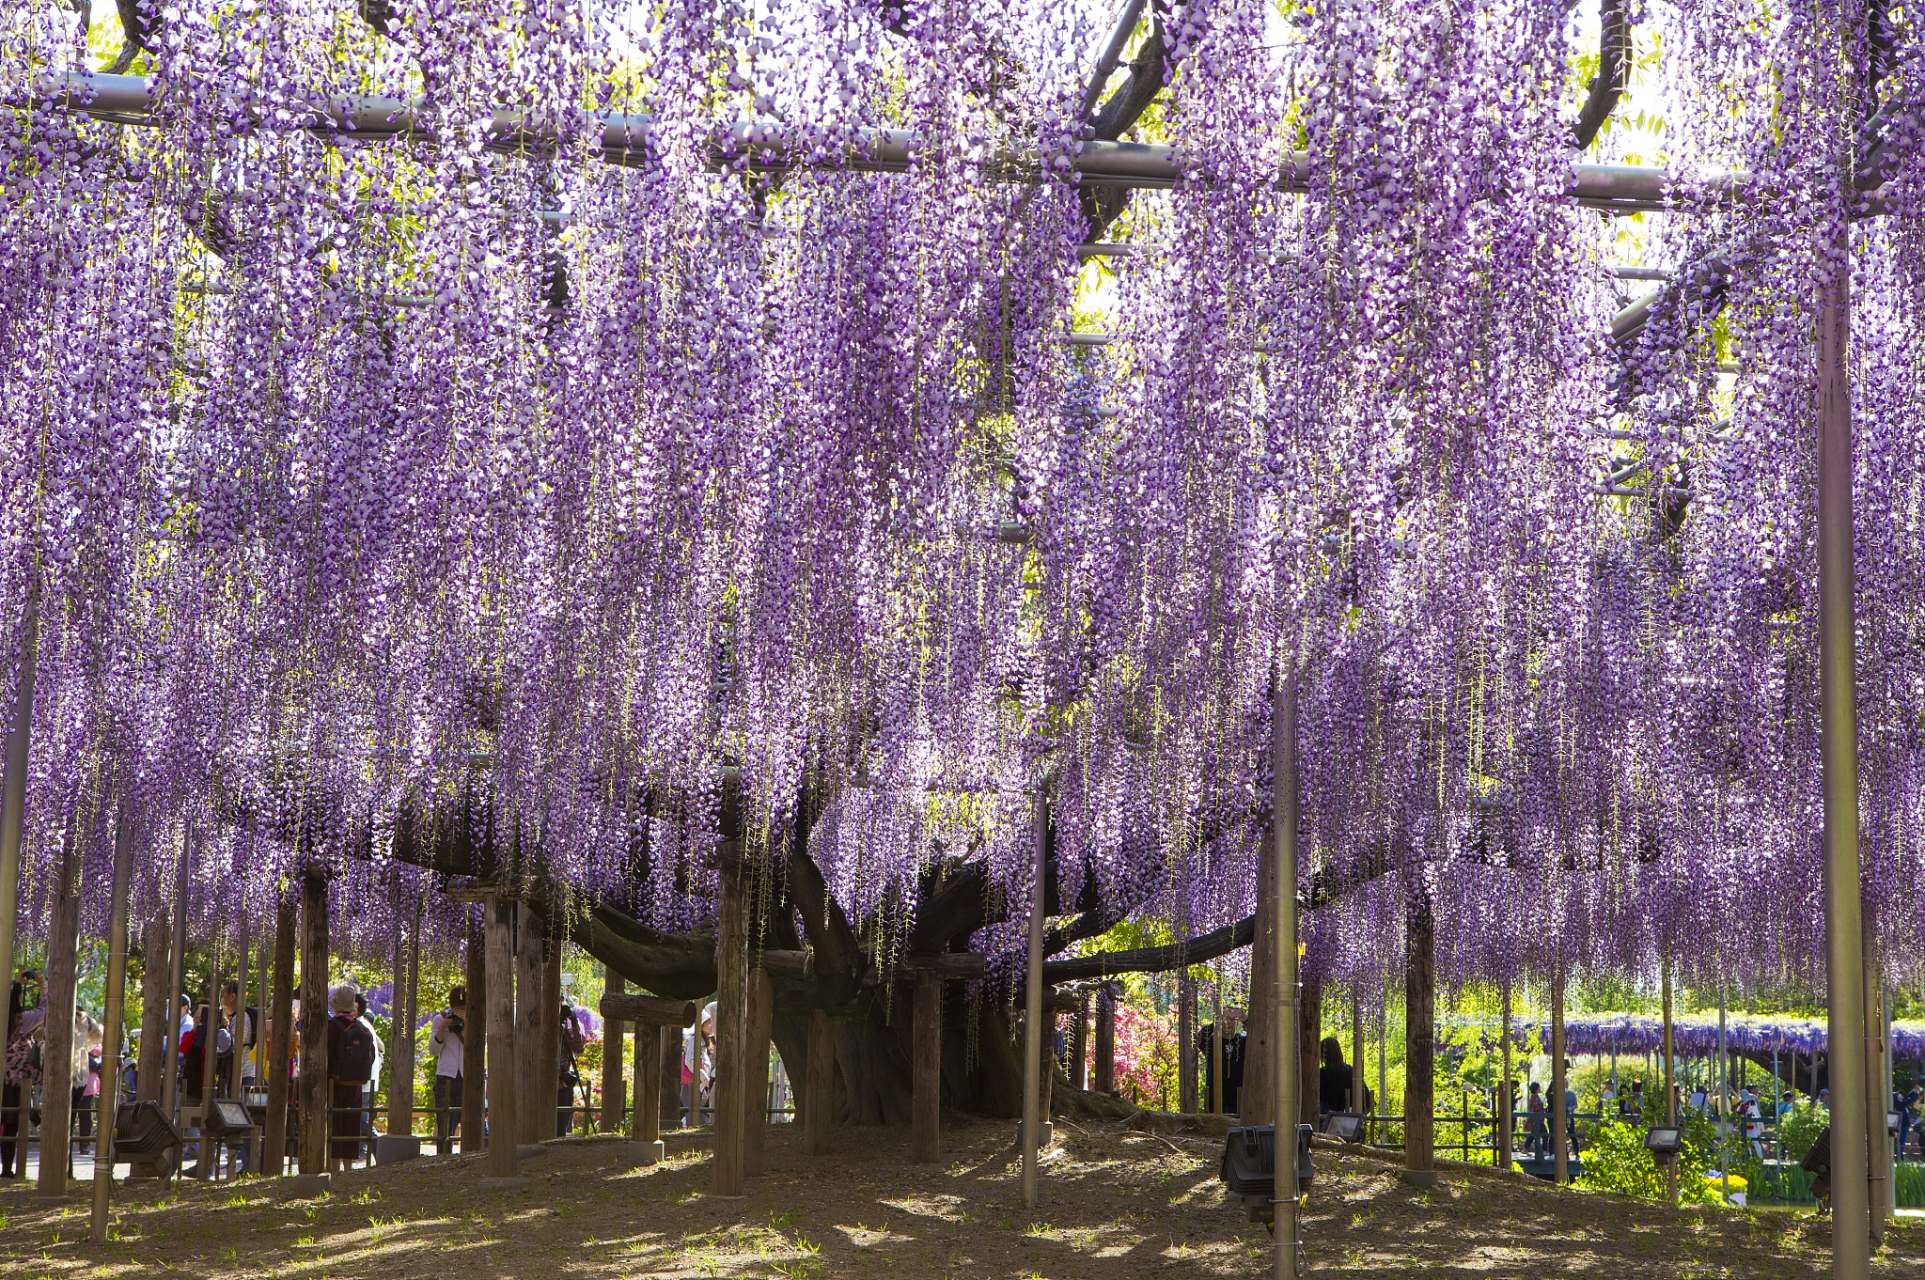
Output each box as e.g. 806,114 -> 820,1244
1817,204 -> 1869,1280
1663,959 -> 1677,1206
41,72 -> 1712,209
1272,665 -> 1300,1280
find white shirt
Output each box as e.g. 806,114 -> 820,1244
431,1011 -> 465,1078
358,1015 -> 384,1089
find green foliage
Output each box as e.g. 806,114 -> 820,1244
1573,1104 -> 1728,1205
1777,1102 -> 1827,1163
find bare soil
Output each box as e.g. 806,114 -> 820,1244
1,1118 -> 1920,1279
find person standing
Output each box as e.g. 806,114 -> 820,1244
2,973 -> 46,1178
557,1002 -> 585,1137
220,981 -> 259,1097
1525,1081 -> 1549,1160
429,986 -> 466,1154
352,993 -> 384,1156
325,986 -> 376,1172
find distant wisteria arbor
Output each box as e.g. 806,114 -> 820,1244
1,0 -> 1921,1267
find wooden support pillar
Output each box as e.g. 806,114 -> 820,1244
659,1020 -> 681,1131
539,928 -> 563,1141
1273,664 -> 1302,1280
746,967 -> 772,1176
515,907 -> 543,1145
195,945 -> 222,1179
1071,987 -> 1090,1095
39,813 -> 80,1196
1244,774 -> 1278,1129
803,1008 -> 832,1157
1093,983 -> 1115,1095
264,890 -> 295,1177
297,872 -> 329,1176
484,890 -> 519,1178
387,908 -> 419,1137
711,852 -> 747,1197
1020,793 -> 1047,1209
136,911 -> 171,1104
630,1023 -> 658,1145
1037,998 -> 1057,1123
601,968 -> 625,1132
1403,886 -> 1436,1183
0,580 -> 37,1059
462,922 -> 486,1154
1552,974 -> 1568,1185
87,794 -> 136,1241
911,976 -> 941,1163
161,831 -> 191,1126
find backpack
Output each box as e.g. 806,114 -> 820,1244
332,1015 -> 377,1083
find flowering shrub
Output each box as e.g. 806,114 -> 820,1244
1111,1003 -> 1179,1112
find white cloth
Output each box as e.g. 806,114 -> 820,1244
431,1011 -> 465,1078
358,1014 -> 384,1090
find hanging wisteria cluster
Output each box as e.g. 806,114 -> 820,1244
3,0 -> 1924,1010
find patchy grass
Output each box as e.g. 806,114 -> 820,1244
0,1118 -> 1918,1279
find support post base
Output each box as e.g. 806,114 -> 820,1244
374,1136 -> 422,1166
515,1144 -> 548,1161
1399,1169 -> 1440,1188
479,1176 -> 532,1192
621,1141 -> 666,1167
281,1173 -> 332,1197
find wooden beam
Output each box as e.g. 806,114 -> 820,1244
598,991 -> 699,1027
484,890 -> 518,1177
911,977 -> 940,1163
803,1008 -> 832,1157
1021,795 -> 1047,1208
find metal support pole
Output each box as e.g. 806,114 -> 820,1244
0,581 -> 37,1005
1273,667 -> 1301,1280
1020,790 -> 1048,1209
1500,979 -> 1513,1166
90,795 -> 137,1240
161,832 -> 191,1128
1816,185 -> 1869,1280
39,811 -> 80,1197
1552,975 -> 1568,1185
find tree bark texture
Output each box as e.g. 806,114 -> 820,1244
298,873 -> 329,1176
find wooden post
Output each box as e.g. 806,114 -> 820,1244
630,1024 -> 657,1145
297,872 -> 329,1176
462,922 -> 486,1154
912,976 -> 941,1163
1403,886 -> 1436,1184
1245,754 -> 1278,1130
1273,666 -> 1302,1280
195,945 -> 221,1179
161,831 -> 191,1126
539,928 -> 563,1140
1176,980 -> 1194,1112
1093,983 -> 1115,1094
601,968 -> 625,1132
484,890 -> 519,1179
136,911 -> 171,1105
746,967 -> 772,1176
803,1008 -> 832,1157
387,906 -> 419,1137
264,890 -> 295,1177
711,852 -> 748,1197
1552,973 -> 1568,1185
38,812 -> 80,1196
659,1020 -> 681,1131
515,907 -> 543,1145
1020,793 -> 1047,1209
1498,978 -> 1513,1167
1037,998 -> 1057,1122
232,897 -> 252,1176
0,581 -> 37,1044
87,793 -> 136,1241
1071,987 -> 1090,1094
1211,980 -> 1223,1114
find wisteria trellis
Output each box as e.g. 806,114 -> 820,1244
2,1 -> 1923,1013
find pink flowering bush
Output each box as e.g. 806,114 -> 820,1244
1111,1003 -> 1179,1112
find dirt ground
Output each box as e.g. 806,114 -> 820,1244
3,1118 -> 1922,1279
